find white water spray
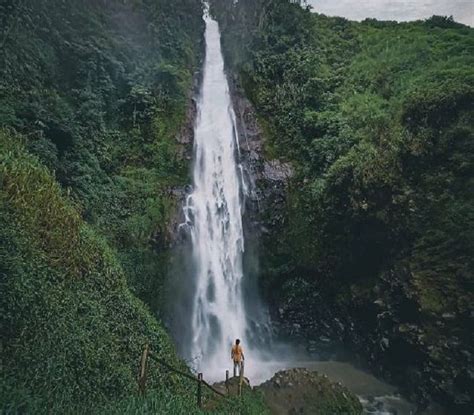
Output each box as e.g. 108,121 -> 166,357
172,10 -> 428,413
182,10 -> 252,380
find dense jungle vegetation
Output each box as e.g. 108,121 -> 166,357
1,0 -> 203,313
213,0 -> 473,411
0,0 -> 203,412
214,0 -> 473,310
2,0 -> 473,412
1,1 -> 267,413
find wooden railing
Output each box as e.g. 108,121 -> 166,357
138,344 -> 230,408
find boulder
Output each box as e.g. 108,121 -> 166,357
256,368 -> 363,414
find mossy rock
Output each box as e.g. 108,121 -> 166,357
256,368 -> 363,415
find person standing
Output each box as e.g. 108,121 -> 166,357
231,338 -> 245,377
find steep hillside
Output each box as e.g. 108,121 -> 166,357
213,0 -> 474,411
1,0 -> 203,314
0,130 -> 194,412
0,130 -> 270,414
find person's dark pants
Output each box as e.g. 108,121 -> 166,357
233,360 -> 243,377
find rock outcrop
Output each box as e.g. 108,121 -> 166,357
163,70 -> 202,249
276,266 -> 474,413
230,76 -> 293,239
256,368 -> 362,415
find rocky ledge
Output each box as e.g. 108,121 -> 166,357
256,368 -> 362,415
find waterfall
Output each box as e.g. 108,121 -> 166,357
181,9 -> 251,380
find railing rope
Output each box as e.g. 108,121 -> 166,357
201,377 -> 226,397
138,345 -> 227,407
148,352 -> 198,382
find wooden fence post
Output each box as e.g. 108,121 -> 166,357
239,362 -> 244,396
197,373 -> 203,408
138,343 -> 149,396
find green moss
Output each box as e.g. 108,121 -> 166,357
257,369 -> 362,415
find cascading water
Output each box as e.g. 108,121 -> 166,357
169,8 -> 431,414
170,11 -> 421,414
181,8 -> 256,380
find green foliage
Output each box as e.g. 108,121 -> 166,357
101,389 -> 204,414
0,130 -> 197,413
1,5 -> 271,413
0,0 -> 204,315
0,131 -> 270,413
214,0 -> 474,316
211,390 -> 270,415
99,385 -> 269,414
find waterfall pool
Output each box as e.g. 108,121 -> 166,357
226,359 -> 422,415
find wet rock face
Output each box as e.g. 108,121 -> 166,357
275,278 -> 348,359
276,267 -> 474,414
175,97 -> 197,161
256,368 -> 362,415
229,76 -> 293,238
160,70 -> 202,250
